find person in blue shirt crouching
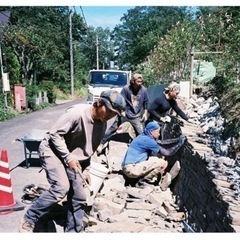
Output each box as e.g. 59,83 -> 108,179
121,121 -> 186,190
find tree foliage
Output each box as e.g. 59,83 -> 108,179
111,6 -> 189,70
80,26 -> 114,71
1,6 -> 87,88
133,6 -> 240,87
0,5 -> 239,137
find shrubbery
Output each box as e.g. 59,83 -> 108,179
39,80 -> 56,104
0,93 -> 17,121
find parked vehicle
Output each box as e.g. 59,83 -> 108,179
87,69 -> 131,104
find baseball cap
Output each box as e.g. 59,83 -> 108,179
133,73 -> 143,81
100,90 -> 126,116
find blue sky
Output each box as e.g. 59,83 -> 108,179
79,6 -> 134,30
4,0 -> 239,8
3,1 -> 239,31
78,1 -> 238,30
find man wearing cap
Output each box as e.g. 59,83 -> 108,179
19,90 -> 126,233
122,121 -> 186,190
97,73 -> 149,154
147,82 -> 190,124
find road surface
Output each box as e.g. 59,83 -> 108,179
0,99 -> 86,232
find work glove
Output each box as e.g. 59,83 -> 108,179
82,169 -> 91,185
121,111 -> 126,117
178,135 -> 187,146
160,116 -> 171,123
140,112 -> 148,122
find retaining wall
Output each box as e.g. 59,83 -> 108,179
163,117 -> 235,232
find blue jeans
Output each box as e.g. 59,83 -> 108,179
24,148 -> 87,232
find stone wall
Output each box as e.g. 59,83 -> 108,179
162,117 -> 235,232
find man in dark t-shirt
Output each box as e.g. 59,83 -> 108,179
147,82 -> 189,123
97,73 -> 149,154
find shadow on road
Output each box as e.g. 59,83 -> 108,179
10,157 -> 42,172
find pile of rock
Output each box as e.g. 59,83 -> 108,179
85,92 -> 240,232
183,94 -> 240,198
83,138 -> 190,233
85,170 -> 185,232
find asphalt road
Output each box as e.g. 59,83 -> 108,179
0,98 -> 87,233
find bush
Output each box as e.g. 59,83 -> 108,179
210,75 -> 240,153
25,84 -> 39,111
34,102 -> 53,110
210,76 -> 235,99
39,80 -> 56,103
0,93 -> 17,121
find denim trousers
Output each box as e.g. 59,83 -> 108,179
24,149 -> 87,232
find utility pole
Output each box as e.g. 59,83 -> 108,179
96,35 -> 99,70
0,42 -> 8,107
69,7 -> 74,97
0,43 -> 3,77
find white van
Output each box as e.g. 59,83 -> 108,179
87,69 -> 131,104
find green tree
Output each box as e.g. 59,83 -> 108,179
111,6 -> 189,70
1,6 -> 87,88
137,6 -> 240,86
80,26 -> 114,70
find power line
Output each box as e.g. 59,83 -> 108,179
79,6 -> 87,27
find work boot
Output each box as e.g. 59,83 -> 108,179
169,160 -> 181,181
19,218 -> 35,232
159,173 -> 172,191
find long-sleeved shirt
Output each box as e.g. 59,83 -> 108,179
148,91 -> 189,121
121,85 -> 149,119
39,104 -> 107,165
121,132 -> 184,167
122,133 -> 160,167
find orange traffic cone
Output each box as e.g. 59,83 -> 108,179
0,149 -> 24,214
